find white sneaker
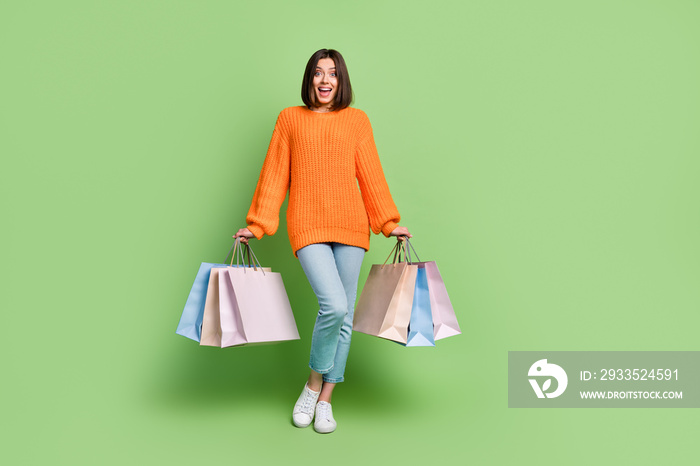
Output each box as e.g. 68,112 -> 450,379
292,382 -> 320,428
314,401 -> 337,433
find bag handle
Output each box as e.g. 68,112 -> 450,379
381,238 -> 414,267
229,237 -> 242,266
226,238 -> 264,274
382,241 -> 401,268
243,242 -> 265,274
403,238 -> 413,264
394,240 -> 402,263
380,237 -> 420,268
224,240 -> 238,264
403,237 -> 421,263
399,239 -> 410,264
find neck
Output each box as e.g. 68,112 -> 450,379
309,104 -> 333,113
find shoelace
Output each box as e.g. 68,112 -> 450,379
316,402 -> 332,421
299,389 -> 318,413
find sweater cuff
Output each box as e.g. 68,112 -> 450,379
247,223 -> 265,240
381,221 -> 400,238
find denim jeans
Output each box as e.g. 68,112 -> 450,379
296,242 -> 365,383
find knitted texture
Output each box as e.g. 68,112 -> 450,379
246,105 -> 400,256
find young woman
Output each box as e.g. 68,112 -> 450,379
234,49 -> 411,434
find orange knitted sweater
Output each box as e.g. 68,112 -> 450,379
245,105 -> 400,256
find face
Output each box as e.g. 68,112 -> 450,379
312,58 -> 338,110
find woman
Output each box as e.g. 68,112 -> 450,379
234,48 -> 411,434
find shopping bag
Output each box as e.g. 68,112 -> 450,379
200,240 -> 277,347
404,239 -> 461,341
223,265 -> 300,345
199,266 -> 226,347
199,265 -> 275,347
424,261 -> 461,340
218,268 -> 246,347
377,263 -> 417,343
176,242 -> 239,342
406,265 -> 436,347
353,241 -> 417,344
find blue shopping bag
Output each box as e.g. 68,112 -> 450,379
406,266 -> 436,347
176,262 -> 232,342
176,241 -> 242,342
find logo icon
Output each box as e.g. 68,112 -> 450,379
528,359 -> 568,398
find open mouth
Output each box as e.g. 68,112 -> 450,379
318,87 -> 333,97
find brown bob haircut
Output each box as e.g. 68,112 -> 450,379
301,49 -> 354,111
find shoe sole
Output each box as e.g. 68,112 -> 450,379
293,415 -> 313,428
314,424 -> 336,434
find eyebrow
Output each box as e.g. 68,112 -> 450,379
316,67 -> 337,70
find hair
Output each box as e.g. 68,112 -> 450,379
301,49 -> 353,111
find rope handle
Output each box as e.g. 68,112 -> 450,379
226,238 -> 266,275
380,236 -> 421,268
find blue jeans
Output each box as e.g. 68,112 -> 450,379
296,242 -> 365,383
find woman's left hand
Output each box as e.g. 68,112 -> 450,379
390,226 -> 412,241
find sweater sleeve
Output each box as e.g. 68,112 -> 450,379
355,114 -> 401,237
245,112 -> 291,239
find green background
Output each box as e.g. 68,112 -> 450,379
2,0 -> 698,464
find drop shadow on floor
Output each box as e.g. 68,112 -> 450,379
146,335 -> 414,418
143,235 -> 416,418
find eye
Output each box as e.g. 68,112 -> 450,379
330,72 -> 336,77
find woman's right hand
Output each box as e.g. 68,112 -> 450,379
233,227 -> 255,244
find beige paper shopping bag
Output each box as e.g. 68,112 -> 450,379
353,250 -> 418,344
199,267 -> 224,347
376,263 -> 418,343
353,262 -> 406,338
